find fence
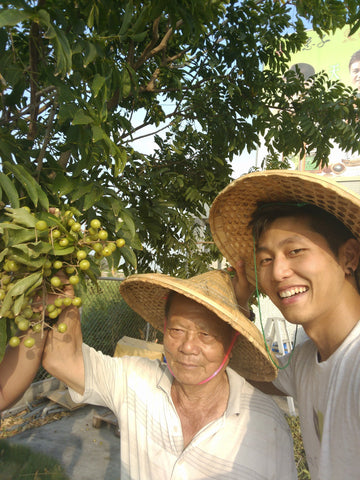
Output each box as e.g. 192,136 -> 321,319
35,277 -> 162,382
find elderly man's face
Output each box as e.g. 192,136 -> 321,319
164,294 -> 233,385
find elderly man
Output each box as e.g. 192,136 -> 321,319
210,169 -> 360,480
42,269 -> 297,480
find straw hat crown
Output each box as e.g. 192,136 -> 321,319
120,269 -> 277,381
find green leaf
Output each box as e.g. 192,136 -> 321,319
5,208 -> 37,228
0,247 -> 8,262
92,125 -> 106,143
3,163 -> 39,208
91,74 -> 106,98
0,173 -> 20,208
35,184 -> 50,211
0,9 -> 31,27
120,210 -> 136,238
120,67 -> 132,98
119,1 -> 133,35
83,42 -> 98,66
0,272 -> 42,316
51,245 -> 75,256
119,245 -> 137,269
8,271 -> 43,297
72,110 -> 94,125
0,224 -> 37,246
13,293 -> 25,316
43,19 -> 72,76
83,188 -> 102,211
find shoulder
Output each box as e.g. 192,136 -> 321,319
83,344 -> 164,379
228,369 -> 289,429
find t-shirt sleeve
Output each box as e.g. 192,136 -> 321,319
69,343 -> 123,412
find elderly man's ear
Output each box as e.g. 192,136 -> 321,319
340,238 -> 360,276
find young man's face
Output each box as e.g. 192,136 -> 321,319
164,294 -> 233,385
255,216 -> 349,330
350,60 -> 360,91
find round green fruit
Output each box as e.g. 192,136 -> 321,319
44,259 -> 52,269
24,337 -> 36,348
52,229 -> 61,239
116,238 -> 126,248
48,309 -> 60,319
35,220 -> 48,231
8,336 -> 20,348
92,242 -> 103,253
65,266 -> 75,274
71,222 -> 81,232
63,297 -> 72,307
59,238 -> 69,247
22,307 -> 33,319
47,304 -> 56,313
72,297 -> 82,307
18,319 -> 30,331
76,250 -> 87,260
57,323 -> 68,333
50,276 -> 62,288
102,246 -> 112,257
2,275 -> 11,285
6,260 -> 19,272
54,298 -> 63,308
79,259 -> 90,271
53,260 -> 63,269
69,275 -> 80,285
32,323 -> 42,333
98,230 -> 108,240
90,219 -> 101,229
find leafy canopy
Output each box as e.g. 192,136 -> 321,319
0,0 -> 360,276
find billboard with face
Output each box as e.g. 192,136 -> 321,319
286,27 -> 360,179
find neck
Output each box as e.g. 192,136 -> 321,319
172,371 -> 229,405
305,284 -> 360,361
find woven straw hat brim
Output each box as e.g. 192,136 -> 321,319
119,270 -> 277,381
209,170 -> 360,285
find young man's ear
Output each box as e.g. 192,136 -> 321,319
339,238 -> 360,275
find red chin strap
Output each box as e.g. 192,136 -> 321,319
164,318 -> 240,385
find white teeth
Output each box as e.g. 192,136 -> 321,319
279,287 -> 307,298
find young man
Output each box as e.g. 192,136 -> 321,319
209,169 -> 360,480
42,269 -> 297,480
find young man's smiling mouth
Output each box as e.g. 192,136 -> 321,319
278,286 -> 308,299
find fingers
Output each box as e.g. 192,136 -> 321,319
229,260 -> 255,313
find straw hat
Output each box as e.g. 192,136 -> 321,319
119,269 -> 277,381
209,170 -> 360,285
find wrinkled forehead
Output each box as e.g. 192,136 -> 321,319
166,293 -> 232,335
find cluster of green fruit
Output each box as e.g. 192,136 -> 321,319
0,207 -> 125,357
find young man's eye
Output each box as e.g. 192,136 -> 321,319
258,256 -> 272,266
289,248 -> 304,256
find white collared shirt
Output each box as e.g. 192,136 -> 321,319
70,344 -> 297,480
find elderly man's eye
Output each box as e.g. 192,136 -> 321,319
199,332 -> 216,343
168,328 -> 183,337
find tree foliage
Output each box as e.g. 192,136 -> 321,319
1,0 -> 360,276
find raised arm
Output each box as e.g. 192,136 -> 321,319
42,305 -> 85,395
0,330 -> 48,411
